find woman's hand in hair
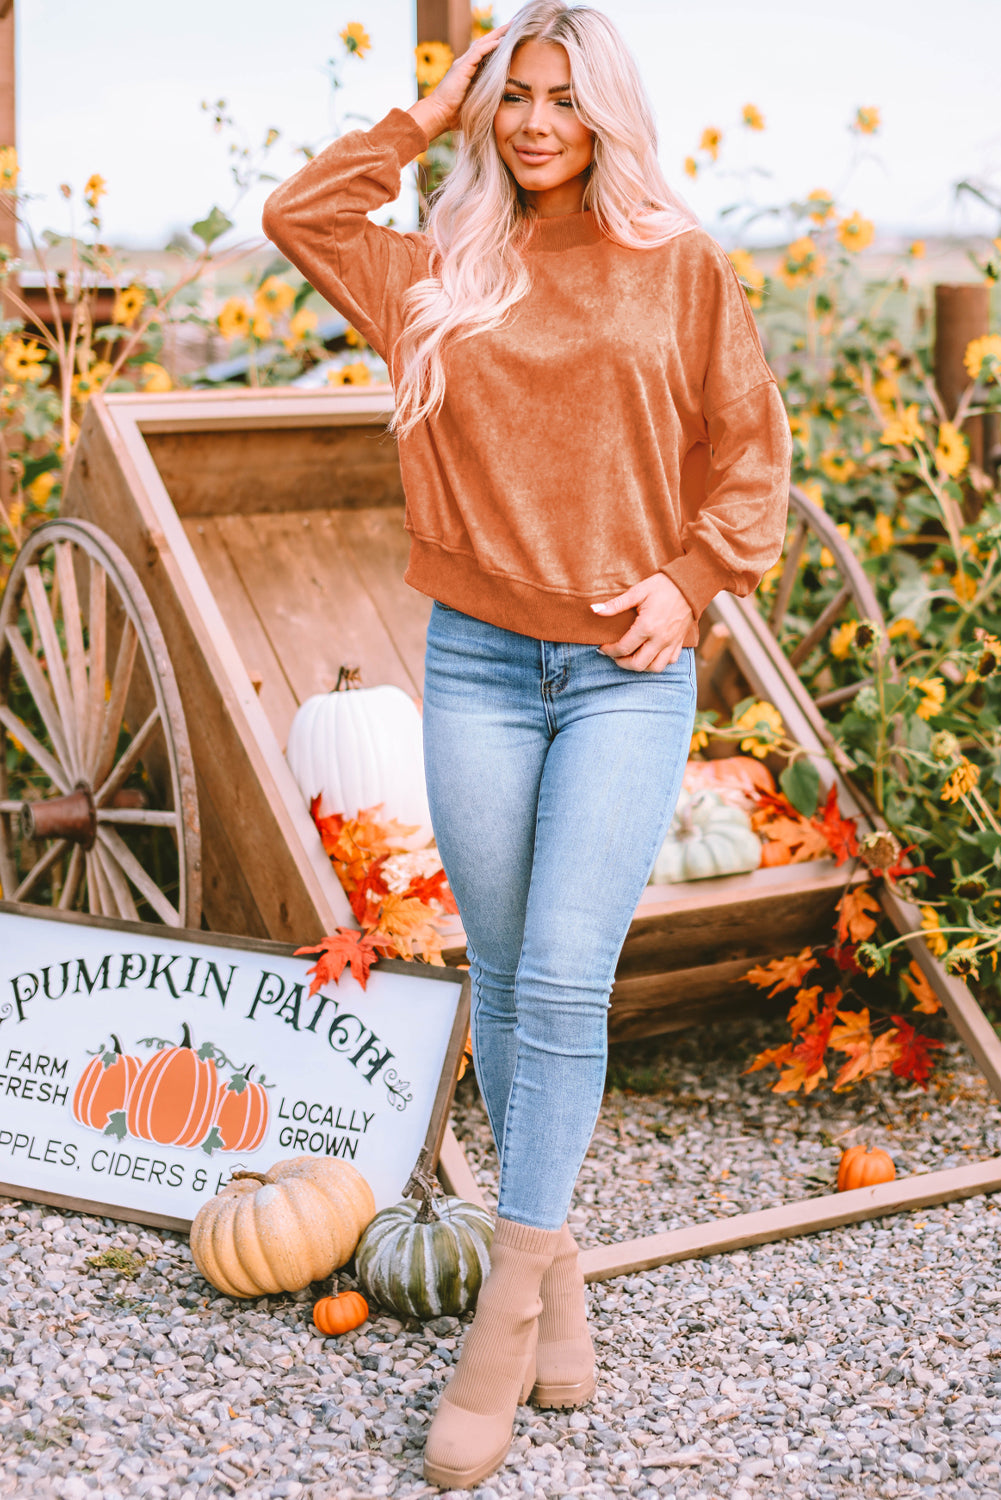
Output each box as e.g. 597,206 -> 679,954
408,23 -> 510,140
592,574 -> 696,673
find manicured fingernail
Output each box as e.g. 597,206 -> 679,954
591,603 -> 608,613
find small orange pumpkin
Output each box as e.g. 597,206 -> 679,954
313,1291 -> 369,1336
837,1144 -> 896,1191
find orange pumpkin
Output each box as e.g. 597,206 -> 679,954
837,1144 -> 896,1191
684,756 -> 776,807
213,1064 -> 270,1152
127,1022 -> 220,1148
313,1291 -> 369,1336
73,1035 -> 142,1130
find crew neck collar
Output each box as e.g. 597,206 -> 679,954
520,209 -> 603,253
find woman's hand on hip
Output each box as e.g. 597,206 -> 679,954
408,23 -> 510,139
592,573 -> 696,672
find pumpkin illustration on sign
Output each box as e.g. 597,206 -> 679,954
206,1064 -> 271,1154
285,664 -> 433,851
72,1035 -> 143,1131
104,1022 -> 220,1149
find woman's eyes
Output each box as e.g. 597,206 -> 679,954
501,92 -> 574,107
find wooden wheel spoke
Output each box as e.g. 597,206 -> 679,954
58,845 -> 84,910
4,625 -> 74,777
54,542 -> 89,767
96,825 -> 180,926
85,848 -> 110,916
94,707 -> 160,807
788,585 -> 852,669
815,678 -> 872,710
768,520 -> 808,634
91,840 -> 140,923
0,702 -> 71,794
24,563 -> 81,780
14,839 -> 70,902
90,619 -> 138,788
85,560 -> 107,774
95,809 -> 178,827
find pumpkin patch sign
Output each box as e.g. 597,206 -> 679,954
0,902 -> 469,1229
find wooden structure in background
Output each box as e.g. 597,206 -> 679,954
934,283 -> 991,476
416,0 -> 472,58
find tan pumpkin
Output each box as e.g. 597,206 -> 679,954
313,1290 -> 369,1335
189,1155 -> 376,1297
837,1144 -> 896,1191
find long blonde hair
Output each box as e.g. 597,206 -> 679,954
392,0 -> 697,437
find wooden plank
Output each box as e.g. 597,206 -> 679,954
609,958 -> 780,1043
65,399 -> 352,941
333,506 -> 432,700
213,511 -> 418,703
145,422 -> 405,518
578,1156 -> 1001,1282
182,516 -> 299,746
437,1122 -> 488,1209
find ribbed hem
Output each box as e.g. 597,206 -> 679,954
493,1217 -> 565,1256
407,536 -> 701,646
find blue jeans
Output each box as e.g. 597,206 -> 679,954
423,603 -> 696,1230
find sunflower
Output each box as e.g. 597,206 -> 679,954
327,361 -> 372,386
217,297 -> 252,341
113,283 -> 145,327
920,907 -> 947,957
84,173 -> 107,208
727,248 -> 765,308
935,421 -> 968,478
255,275 -> 295,318
0,146 -> 18,192
72,360 -> 113,403
698,126 -> 722,162
780,236 -> 825,288
818,448 -> 856,482
141,363 -> 172,392
340,22 -> 371,57
880,403 -> 924,448
907,675 -> 946,722
853,106 -> 880,135
806,189 -> 834,224
683,156 -> 698,180
472,7 -> 495,36
731,700 -> 784,758
415,41 -> 454,92
3,337 -> 48,382
837,212 -> 875,252
829,621 -> 858,659
344,325 -> 368,349
28,471 -> 56,507
964,334 -> 1001,383
742,104 -> 765,131
940,758 -> 979,803
909,240 -> 925,259
284,308 -> 318,349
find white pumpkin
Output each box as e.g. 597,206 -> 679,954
650,789 -> 762,883
286,666 -> 433,849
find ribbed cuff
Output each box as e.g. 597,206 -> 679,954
660,553 -> 727,621
493,1217 -> 565,1256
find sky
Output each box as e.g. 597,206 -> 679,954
12,0 -> 1001,251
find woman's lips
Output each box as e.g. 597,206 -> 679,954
514,146 -> 558,163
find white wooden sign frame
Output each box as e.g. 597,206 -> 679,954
0,901 -> 469,1231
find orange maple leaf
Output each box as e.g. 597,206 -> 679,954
835,885 -> 881,946
828,1005 -> 874,1052
903,960 -> 941,1014
349,856 -> 391,927
812,784 -> 859,866
752,794 -> 831,866
744,947 -> 818,996
295,928 -> 382,993
742,1041 -> 795,1075
787,984 -> 822,1035
831,1027 -> 904,1090
774,1054 -> 828,1094
889,1015 -> 945,1088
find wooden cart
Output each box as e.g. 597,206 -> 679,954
3,386 -> 1000,1272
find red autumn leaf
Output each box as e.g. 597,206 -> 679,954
889,1014 -> 945,1089
773,1053 -> 827,1094
831,1027 -> 904,1091
349,856 -> 391,928
835,885 -> 881,946
903,960 -> 941,1015
295,929 -> 382,994
742,1041 -> 795,1075
812,785 -> 859,866
744,947 -> 819,997
402,866 -> 459,915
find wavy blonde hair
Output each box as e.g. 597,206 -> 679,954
391,0 -> 697,437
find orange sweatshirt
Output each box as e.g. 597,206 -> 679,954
262,109 -> 792,646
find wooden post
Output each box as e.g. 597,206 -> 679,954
934,283 -> 990,472
0,0 -> 17,319
416,0 -> 472,62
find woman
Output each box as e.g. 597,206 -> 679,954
263,1 -> 791,1487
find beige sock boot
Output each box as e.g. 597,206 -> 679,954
532,1221 -> 596,1408
423,1217 -> 561,1489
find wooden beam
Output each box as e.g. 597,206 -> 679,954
935,283 -> 989,474
416,0 -> 472,57
579,1157 -> 1001,1281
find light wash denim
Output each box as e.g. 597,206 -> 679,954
422,602 -> 696,1230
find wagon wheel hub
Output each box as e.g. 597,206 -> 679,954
20,784 -> 96,849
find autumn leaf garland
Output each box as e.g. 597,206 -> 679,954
295,800 -> 459,993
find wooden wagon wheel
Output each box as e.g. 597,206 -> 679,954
0,519 -> 201,926
757,482 -> 887,716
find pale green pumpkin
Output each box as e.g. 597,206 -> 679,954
651,789 -> 762,883
354,1176 -> 493,1321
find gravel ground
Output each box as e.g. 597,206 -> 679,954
3,1007 -> 1001,1500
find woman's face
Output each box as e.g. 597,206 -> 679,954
493,40 -> 595,218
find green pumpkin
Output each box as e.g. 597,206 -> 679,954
354,1171 -> 493,1321
651,789 -> 762,883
